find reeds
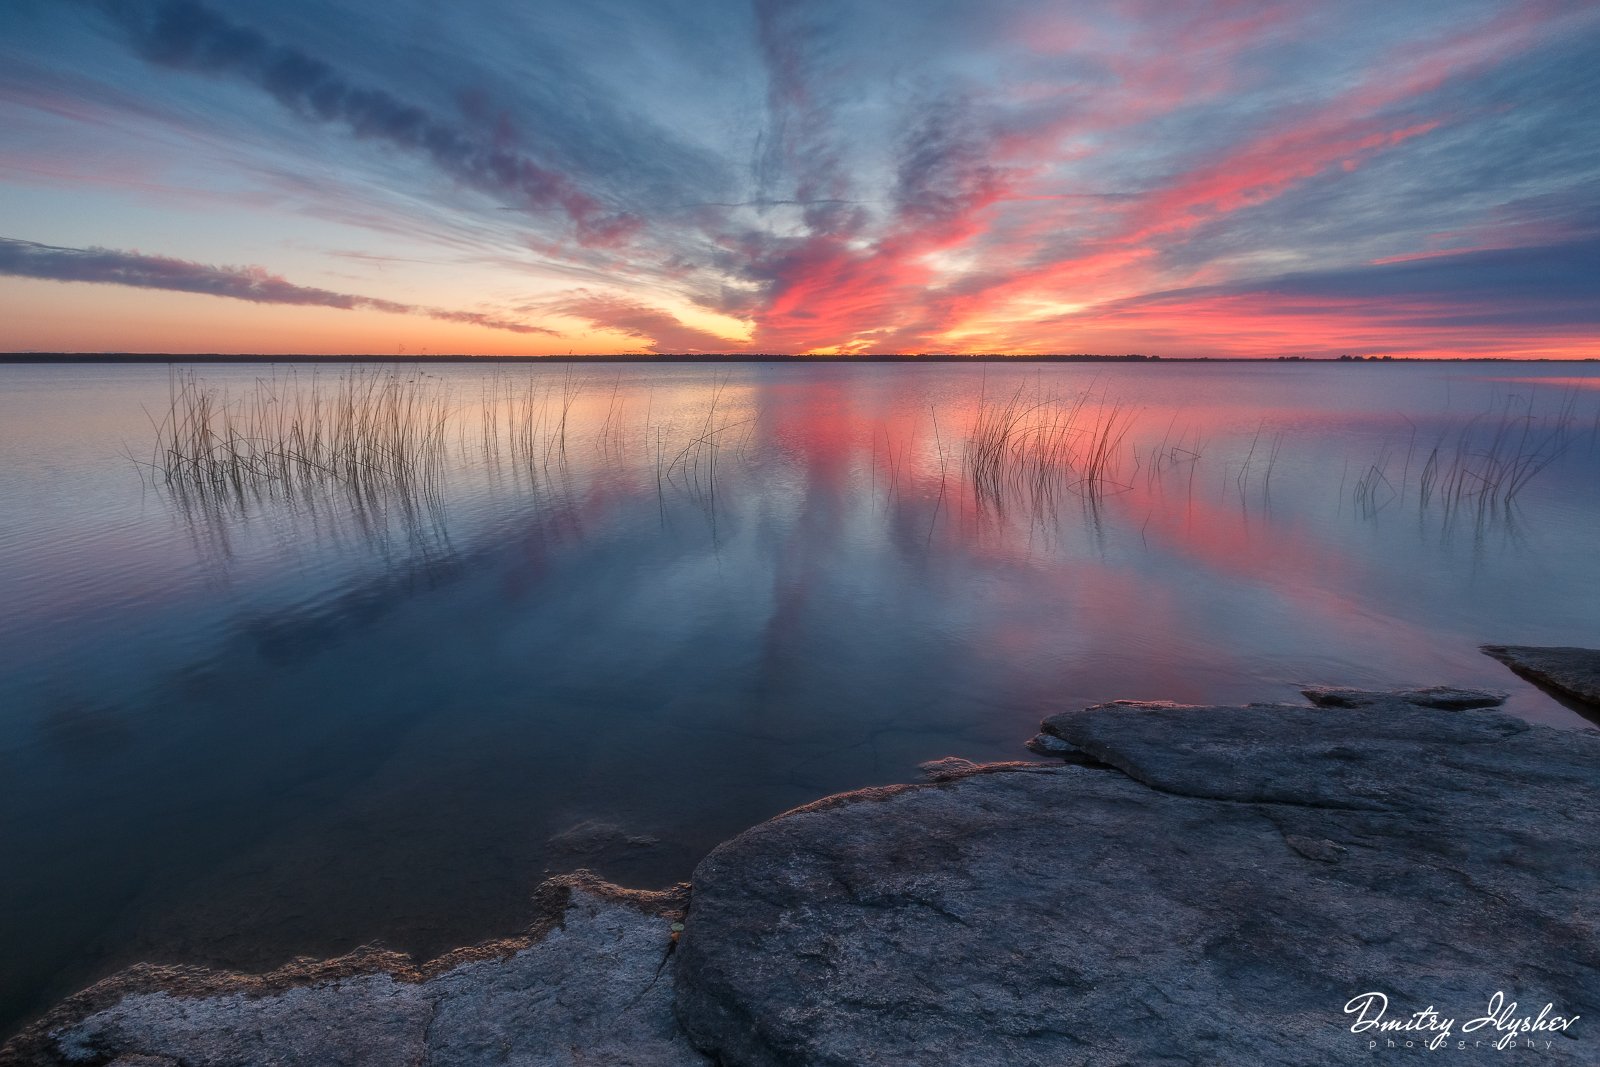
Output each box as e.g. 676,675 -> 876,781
963,385 -> 1136,512
479,369 -> 574,483
144,365 -> 766,552
138,368 -> 458,563
657,376 -> 752,505
1362,393 -> 1578,522
149,368 -> 450,507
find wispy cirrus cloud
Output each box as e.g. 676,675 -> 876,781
91,0 -> 639,247
0,237 -> 555,335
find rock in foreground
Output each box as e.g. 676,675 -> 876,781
2,874 -> 705,1067
675,697 -> 1600,1065
1483,644 -> 1600,707
9,690 -> 1599,1066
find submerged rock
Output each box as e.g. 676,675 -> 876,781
1301,683 -> 1507,709
546,817 -> 663,854
1482,644 -> 1600,707
675,697 -> 1600,1066
2,873 -> 705,1067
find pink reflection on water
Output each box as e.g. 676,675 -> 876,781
1477,376 -> 1600,390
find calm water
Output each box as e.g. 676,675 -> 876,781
2,359 -> 1598,1033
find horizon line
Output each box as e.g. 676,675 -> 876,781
4,353 -> 1596,365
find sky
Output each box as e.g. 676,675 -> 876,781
1,0 -> 1598,358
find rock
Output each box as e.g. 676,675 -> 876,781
1023,731 -> 1076,756
1037,697 -> 1534,809
1022,732 -> 1111,766
2,873 -> 707,1067
674,698 -> 1600,1066
917,757 -> 1066,782
1301,684 -> 1507,709
1482,645 -> 1600,707
546,817 -> 663,853
917,756 -> 980,780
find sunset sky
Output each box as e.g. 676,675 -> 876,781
2,0 -> 1597,357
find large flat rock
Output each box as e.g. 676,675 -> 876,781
1483,645 -> 1600,708
2,874 -> 707,1067
674,700 -> 1600,1065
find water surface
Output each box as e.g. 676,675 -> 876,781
2,359 -> 1597,1034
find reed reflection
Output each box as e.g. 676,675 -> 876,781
142,369 -> 455,565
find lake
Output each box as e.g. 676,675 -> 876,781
1,358 -> 1597,1035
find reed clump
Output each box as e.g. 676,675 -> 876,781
964,385 -> 1136,511
1355,393 -> 1579,521
145,367 -> 760,543
148,368 -> 450,506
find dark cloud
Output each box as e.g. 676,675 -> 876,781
0,236 -> 556,334
1253,241 -> 1600,308
421,308 -> 554,336
892,102 -> 1006,230
1106,238 -> 1600,328
92,0 -> 640,246
0,234 -> 400,308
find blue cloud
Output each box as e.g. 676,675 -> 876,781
1110,237 -> 1600,329
0,236 -> 555,333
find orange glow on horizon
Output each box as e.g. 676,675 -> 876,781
4,271 -> 1596,359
